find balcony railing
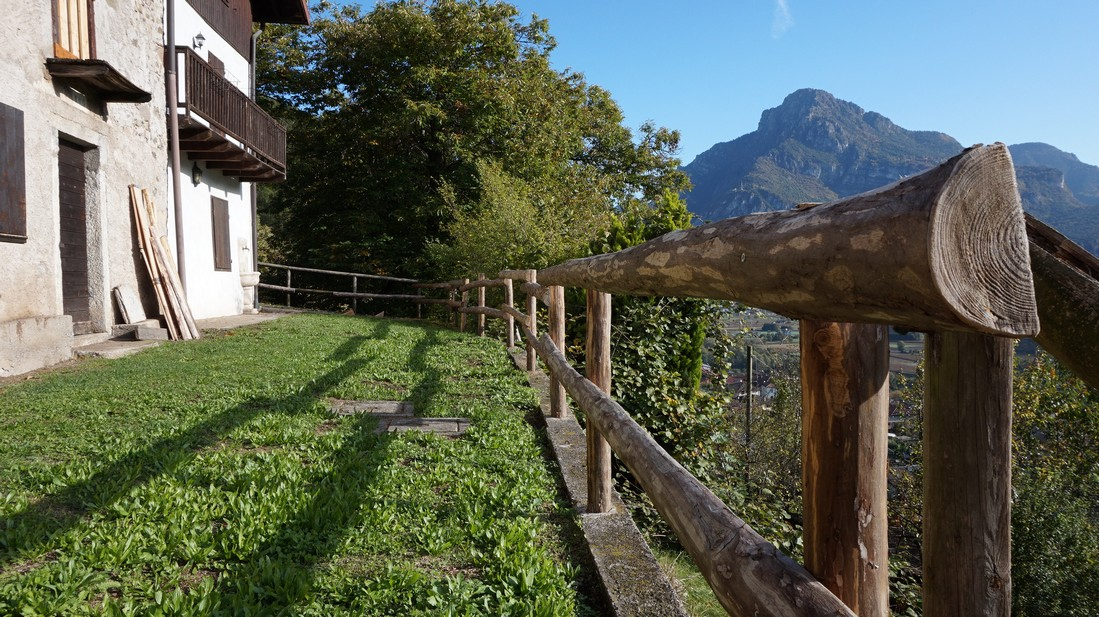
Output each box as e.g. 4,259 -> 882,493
175,47 -> 286,180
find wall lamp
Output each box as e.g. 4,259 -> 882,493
193,33 -> 206,49
191,162 -> 203,186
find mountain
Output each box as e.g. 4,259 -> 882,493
684,89 -> 1099,255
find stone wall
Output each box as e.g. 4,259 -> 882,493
0,0 -> 167,375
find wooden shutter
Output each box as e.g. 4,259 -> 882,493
0,102 -> 27,243
211,197 -> 231,271
53,0 -> 95,60
207,52 -> 225,76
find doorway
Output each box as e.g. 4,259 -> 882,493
58,139 -> 91,334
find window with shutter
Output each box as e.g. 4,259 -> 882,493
53,0 -> 95,60
0,102 -> 27,243
211,197 -> 231,271
207,52 -> 225,76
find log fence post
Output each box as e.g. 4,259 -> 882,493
800,321 -> 890,617
352,275 -> 358,314
923,331 -> 1013,617
285,267 -> 291,307
745,344 -> 753,489
549,284 -> 567,418
459,278 -> 469,332
477,273 -> 486,336
503,277 -> 515,348
585,289 -> 613,513
526,270 -> 537,371
448,285 -> 457,327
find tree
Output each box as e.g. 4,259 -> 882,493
256,0 -> 686,280
1012,355 -> 1099,616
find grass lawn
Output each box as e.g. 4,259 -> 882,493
0,314 -> 598,615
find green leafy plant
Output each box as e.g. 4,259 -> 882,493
0,314 -> 593,615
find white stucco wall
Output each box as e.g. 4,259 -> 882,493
174,2 -> 250,90
170,168 -> 253,319
166,0 -> 258,320
0,0 -> 167,376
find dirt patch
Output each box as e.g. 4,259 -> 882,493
414,556 -> 482,580
3,549 -> 60,577
179,566 -> 220,592
314,419 -> 341,435
361,379 -> 409,394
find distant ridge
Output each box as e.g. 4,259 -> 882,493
683,89 -> 1099,255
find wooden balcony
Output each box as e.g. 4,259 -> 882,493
175,47 -> 286,182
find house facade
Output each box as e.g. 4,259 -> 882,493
0,0 -> 307,377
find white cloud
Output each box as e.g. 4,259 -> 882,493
772,0 -> 793,38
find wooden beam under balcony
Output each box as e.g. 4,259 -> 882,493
187,148 -> 244,161
233,170 -> 284,182
176,115 -> 285,182
204,160 -> 267,172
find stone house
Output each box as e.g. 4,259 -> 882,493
0,0 -> 307,376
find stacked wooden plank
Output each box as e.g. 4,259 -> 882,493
129,185 -> 200,340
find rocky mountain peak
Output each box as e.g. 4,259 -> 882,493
756,89 -> 865,154
682,89 -> 1099,255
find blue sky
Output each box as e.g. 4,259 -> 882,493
504,0 -> 1099,166
337,1 -> 1099,166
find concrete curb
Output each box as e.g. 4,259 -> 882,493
509,348 -> 688,617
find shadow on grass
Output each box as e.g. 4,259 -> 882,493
208,410 -> 394,612
406,328 -> 444,416
207,323 -> 454,612
0,325 -> 390,571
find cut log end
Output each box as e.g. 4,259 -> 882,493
930,143 -> 1040,337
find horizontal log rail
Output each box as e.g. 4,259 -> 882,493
259,262 -> 418,283
458,278 -> 507,292
500,303 -> 531,329
259,284 -> 429,302
1025,214 -> 1099,390
499,269 -> 535,281
415,144 -> 1099,617
456,306 -> 510,320
526,329 -> 855,616
257,261 -> 436,314
519,281 -> 552,305
538,145 -> 1038,337
412,279 -> 467,289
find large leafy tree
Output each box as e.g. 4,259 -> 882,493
256,0 -> 686,279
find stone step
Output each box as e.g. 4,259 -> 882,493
112,322 -> 170,341
325,398 -> 469,437
74,339 -> 161,359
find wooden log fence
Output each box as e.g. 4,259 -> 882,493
537,145 -> 1037,337
258,262 -> 422,313
1025,214 -> 1099,391
256,143 -> 1095,616
412,143 -> 1094,617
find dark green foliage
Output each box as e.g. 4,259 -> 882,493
593,191 -> 717,454
1012,356 -> 1099,616
256,0 -> 687,280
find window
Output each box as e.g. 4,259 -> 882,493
211,197 -> 231,271
53,0 -> 95,60
206,52 -> 225,76
0,102 -> 27,243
